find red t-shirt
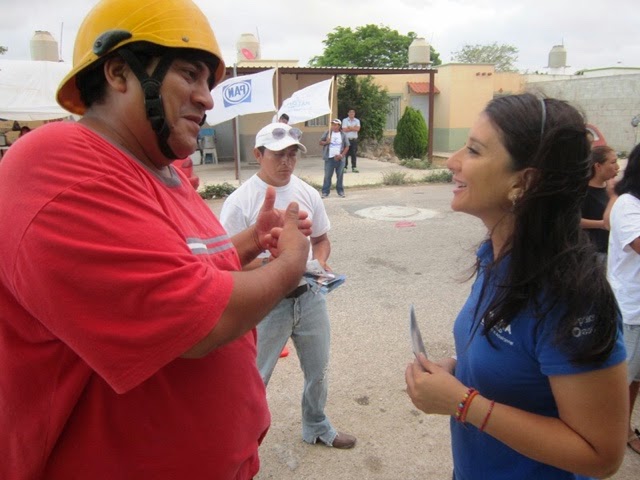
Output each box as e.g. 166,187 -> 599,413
0,122 -> 270,479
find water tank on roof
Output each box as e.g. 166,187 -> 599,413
30,30 -> 59,61
237,33 -> 260,62
548,45 -> 567,69
408,38 -> 431,67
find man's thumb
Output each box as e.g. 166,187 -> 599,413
284,201 -> 300,222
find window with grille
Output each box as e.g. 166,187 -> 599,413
386,95 -> 401,130
306,115 -> 329,127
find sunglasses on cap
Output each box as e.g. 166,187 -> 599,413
271,127 -> 303,142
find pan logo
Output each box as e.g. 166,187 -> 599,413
223,80 -> 252,107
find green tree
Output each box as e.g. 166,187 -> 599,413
309,24 -> 441,67
337,75 -> 389,142
393,107 -> 428,159
0,46 -> 7,55
451,42 -> 519,72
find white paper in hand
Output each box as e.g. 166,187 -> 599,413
410,304 -> 428,360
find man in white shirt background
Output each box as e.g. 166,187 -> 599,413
342,109 -> 361,173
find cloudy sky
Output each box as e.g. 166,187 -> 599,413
1,0 -> 637,73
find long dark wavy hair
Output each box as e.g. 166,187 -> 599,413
614,142 -> 640,199
476,93 -> 619,365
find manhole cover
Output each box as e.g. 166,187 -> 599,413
354,205 -> 439,221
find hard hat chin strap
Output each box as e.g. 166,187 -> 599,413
118,48 -> 178,159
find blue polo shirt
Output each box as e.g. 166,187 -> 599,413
451,242 -> 626,480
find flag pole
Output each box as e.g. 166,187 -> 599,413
232,63 -> 242,184
329,76 -> 335,118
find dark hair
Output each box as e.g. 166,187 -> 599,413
77,42 -> 220,109
614,142 -> 640,199
477,93 -> 618,365
588,145 -> 615,179
279,113 -> 289,121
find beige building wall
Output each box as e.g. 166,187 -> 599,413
432,63 -> 495,152
372,72 -> 431,129
493,72 -> 526,96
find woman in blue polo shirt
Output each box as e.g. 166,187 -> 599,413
405,93 -> 628,480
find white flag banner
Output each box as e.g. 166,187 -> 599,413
278,78 -> 333,125
206,69 -> 276,126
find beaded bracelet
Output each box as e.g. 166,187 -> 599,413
454,387 -> 477,422
479,400 -> 496,432
459,389 -> 479,423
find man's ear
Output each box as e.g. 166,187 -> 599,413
253,147 -> 263,163
103,57 -> 129,93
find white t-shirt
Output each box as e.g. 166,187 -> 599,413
219,174 -> 330,263
329,131 -> 343,158
607,193 -> 640,325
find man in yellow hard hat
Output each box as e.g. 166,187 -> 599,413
0,0 -> 310,478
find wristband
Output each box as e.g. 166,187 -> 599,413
454,387 -> 477,423
479,400 -> 495,432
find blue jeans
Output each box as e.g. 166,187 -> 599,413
256,289 -> 338,445
322,157 -> 345,196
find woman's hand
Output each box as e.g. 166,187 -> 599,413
405,354 -> 468,416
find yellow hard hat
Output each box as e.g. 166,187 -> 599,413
56,0 -> 226,115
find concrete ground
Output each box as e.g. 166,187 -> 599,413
202,157 -> 639,480
193,154 -> 449,191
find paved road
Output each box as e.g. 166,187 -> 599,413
207,181 -> 639,480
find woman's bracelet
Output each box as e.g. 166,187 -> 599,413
479,400 -> 495,432
454,387 -> 478,422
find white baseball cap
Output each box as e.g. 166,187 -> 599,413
255,123 -> 307,153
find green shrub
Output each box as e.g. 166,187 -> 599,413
382,171 -> 409,185
400,158 -> 431,169
393,106 -> 428,160
199,182 -> 237,200
422,170 -> 453,183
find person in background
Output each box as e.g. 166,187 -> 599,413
278,113 -> 290,124
604,142 -> 640,456
406,93 -> 628,479
220,122 -> 356,449
342,108 -> 360,173
0,1 -> 311,478
320,119 -> 349,198
18,126 -> 31,137
580,145 -> 620,263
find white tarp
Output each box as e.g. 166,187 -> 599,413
277,78 -> 333,125
205,69 -> 276,126
0,59 -> 72,121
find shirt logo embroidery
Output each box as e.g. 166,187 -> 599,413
572,314 -> 595,337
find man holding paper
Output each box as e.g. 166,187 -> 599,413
220,122 -> 356,450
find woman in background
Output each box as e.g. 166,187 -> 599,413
581,145 -> 619,262
406,93 -> 628,479
605,143 -> 640,456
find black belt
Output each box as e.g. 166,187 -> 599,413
286,284 -> 310,299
